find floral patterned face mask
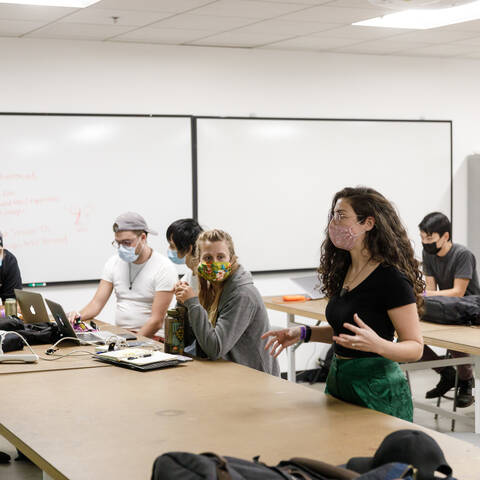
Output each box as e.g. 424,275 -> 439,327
197,261 -> 232,283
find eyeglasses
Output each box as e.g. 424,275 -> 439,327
331,211 -> 364,223
111,238 -> 140,249
331,212 -> 352,222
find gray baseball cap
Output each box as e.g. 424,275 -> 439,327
113,212 -> 158,235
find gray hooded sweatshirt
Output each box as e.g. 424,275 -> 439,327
184,265 -> 280,376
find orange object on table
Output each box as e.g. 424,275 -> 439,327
282,295 -> 310,302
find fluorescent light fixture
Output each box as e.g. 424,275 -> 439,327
354,0 -> 480,29
0,0 -> 101,6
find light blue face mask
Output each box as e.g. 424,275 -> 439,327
167,248 -> 185,265
118,244 -> 139,263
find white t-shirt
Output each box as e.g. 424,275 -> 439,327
181,268 -> 199,295
101,250 -> 177,329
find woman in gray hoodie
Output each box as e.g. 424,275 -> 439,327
174,229 -> 279,376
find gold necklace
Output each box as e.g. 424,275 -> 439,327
340,258 -> 371,297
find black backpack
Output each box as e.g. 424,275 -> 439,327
151,453 -> 359,480
422,295 -> 480,325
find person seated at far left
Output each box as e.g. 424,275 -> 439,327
0,230 -> 23,304
68,212 -> 177,339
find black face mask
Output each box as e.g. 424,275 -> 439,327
422,241 -> 441,255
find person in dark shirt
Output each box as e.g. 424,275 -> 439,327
263,187 -> 424,421
0,231 -> 22,304
419,212 -> 479,408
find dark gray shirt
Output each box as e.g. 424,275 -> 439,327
422,243 -> 480,296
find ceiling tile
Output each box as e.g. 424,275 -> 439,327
91,0 -> 214,13
326,0 -> 388,9
243,0 -> 330,4
189,30 -> 295,47
322,24 -> 409,39
59,8 -> 172,26
149,13 -> 255,30
112,27 -> 215,44
229,18 -> 341,35
463,51 -> 480,58
261,34 -> 360,49
280,5 -> 388,23
0,5 -> 76,22
451,36 -> 480,46
400,43 -> 477,57
0,19 -> 44,37
392,29 -> 480,44
187,0 -> 308,19
25,22 -> 133,40
335,38 -> 432,54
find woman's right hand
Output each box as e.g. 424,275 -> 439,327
261,327 -> 302,358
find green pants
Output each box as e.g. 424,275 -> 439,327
325,355 -> 413,422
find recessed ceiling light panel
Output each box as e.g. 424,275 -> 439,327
0,0 -> 101,7
369,0 -> 476,9
356,0 -> 480,28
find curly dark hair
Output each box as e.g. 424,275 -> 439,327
318,186 -> 424,311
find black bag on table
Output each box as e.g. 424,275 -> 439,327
0,315 -> 61,347
422,295 -> 480,325
151,452 -> 360,480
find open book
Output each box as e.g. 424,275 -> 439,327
94,348 -> 186,371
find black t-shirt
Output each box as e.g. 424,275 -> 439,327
0,249 -> 23,303
325,264 -> 416,358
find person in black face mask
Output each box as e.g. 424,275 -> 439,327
419,212 -> 480,407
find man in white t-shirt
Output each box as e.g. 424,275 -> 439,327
69,212 -> 177,338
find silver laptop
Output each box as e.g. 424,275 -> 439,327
45,298 -> 119,345
290,275 -> 325,299
15,289 -> 51,323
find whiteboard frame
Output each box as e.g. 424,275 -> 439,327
194,115 -> 453,274
0,112 -> 196,286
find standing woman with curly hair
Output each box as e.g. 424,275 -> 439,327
263,187 -> 424,421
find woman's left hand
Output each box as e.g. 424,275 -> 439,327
332,313 -> 384,354
175,281 -> 196,304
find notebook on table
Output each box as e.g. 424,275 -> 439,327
94,348 -> 181,371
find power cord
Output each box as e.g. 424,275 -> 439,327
0,330 -> 132,363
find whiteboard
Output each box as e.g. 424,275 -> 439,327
197,118 -> 451,272
0,115 -> 192,283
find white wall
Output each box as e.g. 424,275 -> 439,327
3,37 -> 479,371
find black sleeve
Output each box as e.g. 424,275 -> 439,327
381,266 -> 416,310
0,251 -> 23,303
422,251 -> 434,277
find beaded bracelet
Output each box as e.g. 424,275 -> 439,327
300,325 -> 306,341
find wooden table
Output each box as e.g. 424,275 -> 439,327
263,296 -> 480,433
0,359 -> 478,480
